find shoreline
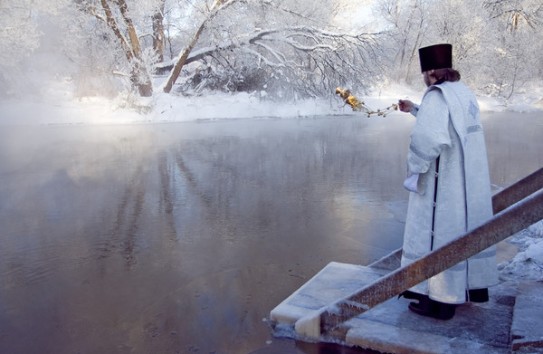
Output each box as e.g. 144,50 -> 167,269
1,86 -> 542,126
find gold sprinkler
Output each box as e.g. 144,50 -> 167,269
335,87 -> 398,117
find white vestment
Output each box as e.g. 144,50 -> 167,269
400,81 -> 499,304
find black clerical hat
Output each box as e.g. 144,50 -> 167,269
419,44 -> 453,72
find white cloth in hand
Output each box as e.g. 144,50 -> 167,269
403,174 -> 419,193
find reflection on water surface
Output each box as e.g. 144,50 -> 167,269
0,112 -> 541,353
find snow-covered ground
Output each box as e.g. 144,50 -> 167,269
1,81 -> 542,126
0,82 -> 542,281
499,221 -> 543,282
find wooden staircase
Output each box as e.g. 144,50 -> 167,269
270,168 -> 543,353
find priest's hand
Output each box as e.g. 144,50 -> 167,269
398,99 -> 414,113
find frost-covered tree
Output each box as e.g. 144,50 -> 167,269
70,0 -> 384,98
376,0 -> 487,85
63,6 -> 127,98
76,0 -> 165,97
2,0 -> 542,102
162,0 -> 238,93
480,0 -> 543,98
162,0 -> 384,98
374,0 -> 542,98
374,0 -> 430,84
423,1 -> 487,89
152,0 -> 166,61
0,0 -> 68,95
483,0 -> 542,31
0,1 -> 40,68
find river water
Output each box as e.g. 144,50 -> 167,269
0,112 -> 541,354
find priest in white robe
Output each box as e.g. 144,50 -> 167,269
398,43 -> 499,320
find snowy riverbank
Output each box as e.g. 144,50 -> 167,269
1,83 -> 542,126
499,221 -> 543,282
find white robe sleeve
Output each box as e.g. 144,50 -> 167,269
407,89 -> 452,175
410,104 -> 420,117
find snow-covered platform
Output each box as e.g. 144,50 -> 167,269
270,249 -> 543,354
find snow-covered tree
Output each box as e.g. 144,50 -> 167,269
152,0 -> 166,62
0,1 -> 40,68
374,0 -> 430,85
483,0 -> 542,31
76,0 -> 164,97
479,0 -> 543,98
4,0 -> 541,102
162,0 -> 238,93
161,0 -> 384,98
373,0 -> 542,99
424,1 -> 487,88
0,0 -> 68,95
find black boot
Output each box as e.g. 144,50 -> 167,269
398,290 -> 425,301
408,295 -> 456,320
467,288 -> 489,303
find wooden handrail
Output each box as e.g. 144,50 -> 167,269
373,167 -> 543,270
492,167 -> 543,214
295,169 -> 543,339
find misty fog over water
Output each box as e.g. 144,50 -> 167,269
0,112 -> 542,353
